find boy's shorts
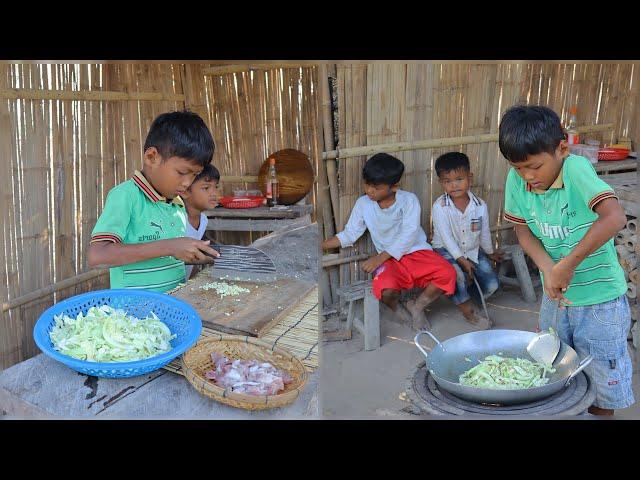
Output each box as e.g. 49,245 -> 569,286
539,293 -> 635,410
372,249 -> 456,300
433,248 -> 499,305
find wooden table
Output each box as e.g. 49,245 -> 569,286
0,229 -> 319,419
0,355 -> 318,419
205,204 -> 314,232
593,157 -> 638,175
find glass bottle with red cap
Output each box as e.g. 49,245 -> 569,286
265,157 -> 279,207
566,105 -> 580,145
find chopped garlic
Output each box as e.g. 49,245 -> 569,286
200,281 -> 250,298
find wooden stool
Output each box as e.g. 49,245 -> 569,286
336,280 -> 380,351
497,244 -> 540,303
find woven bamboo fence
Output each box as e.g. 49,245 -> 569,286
319,62 -> 640,310
0,62 -> 320,370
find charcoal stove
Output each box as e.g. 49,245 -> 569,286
405,361 -> 596,417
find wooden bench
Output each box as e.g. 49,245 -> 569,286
332,244 -> 539,350
336,280 -> 380,351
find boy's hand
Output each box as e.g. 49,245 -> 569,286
167,238 -> 219,264
542,263 -> 573,305
456,257 -> 476,281
361,254 -> 387,274
322,236 -> 342,251
487,250 -> 504,263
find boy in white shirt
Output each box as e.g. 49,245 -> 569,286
322,153 -> 456,330
181,163 -> 220,279
431,152 -> 503,329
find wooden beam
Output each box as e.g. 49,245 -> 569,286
322,253 -> 370,268
2,269 -> 109,313
321,224 -> 514,269
322,123 -> 616,160
202,63 -> 317,76
0,89 -> 185,102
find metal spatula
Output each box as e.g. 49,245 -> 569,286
206,244 -> 278,283
526,301 -> 561,365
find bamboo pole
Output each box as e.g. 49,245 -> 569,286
314,65 -> 338,304
322,253 -> 370,268
2,269 -> 109,313
320,222 -> 513,270
0,88 -> 185,102
319,63 -> 340,230
0,63 -> 18,368
202,64 -> 316,76
322,123 -> 616,160
180,64 -> 209,121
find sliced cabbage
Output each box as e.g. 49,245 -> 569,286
459,355 -> 556,390
49,305 -> 176,362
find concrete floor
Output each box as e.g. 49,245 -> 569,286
321,286 -> 640,419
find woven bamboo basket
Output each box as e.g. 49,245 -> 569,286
181,334 -> 309,410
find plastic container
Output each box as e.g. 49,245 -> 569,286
33,289 -> 202,378
219,195 -> 264,209
598,148 -> 630,161
569,144 -> 599,164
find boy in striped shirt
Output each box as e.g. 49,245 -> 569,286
88,111 -> 220,292
501,105 -> 633,415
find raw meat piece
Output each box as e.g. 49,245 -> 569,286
204,353 -> 294,396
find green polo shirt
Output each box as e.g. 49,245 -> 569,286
91,170 -> 187,292
504,154 -> 627,306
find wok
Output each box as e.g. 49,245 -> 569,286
414,329 -> 593,405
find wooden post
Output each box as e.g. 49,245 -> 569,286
182,64 -> 209,122
314,65 -> 339,305
318,63 -> 340,230
0,63 -> 18,368
363,286 -> 380,351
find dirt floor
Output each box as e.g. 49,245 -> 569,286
321,285 -> 640,419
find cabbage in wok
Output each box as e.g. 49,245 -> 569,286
459,355 -> 556,389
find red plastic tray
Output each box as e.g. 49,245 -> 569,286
597,148 -> 630,161
219,196 -> 265,209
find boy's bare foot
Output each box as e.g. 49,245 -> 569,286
390,303 -> 414,327
463,311 -> 491,330
406,299 -> 432,331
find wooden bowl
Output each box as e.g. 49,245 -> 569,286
258,149 -> 314,205
181,334 -> 309,410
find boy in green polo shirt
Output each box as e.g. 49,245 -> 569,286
500,105 -> 633,416
88,110 -> 219,292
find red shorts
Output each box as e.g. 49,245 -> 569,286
371,249 -> 456,300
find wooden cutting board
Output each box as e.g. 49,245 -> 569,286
170,272 -> 316,337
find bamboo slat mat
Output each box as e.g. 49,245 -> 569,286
164,286 -> 318,375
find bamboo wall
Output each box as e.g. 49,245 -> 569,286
325,62 -> 640,293
0,63 -> 320,370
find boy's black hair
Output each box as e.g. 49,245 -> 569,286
498,105 -> 565,163
362,153 -> 404,185
144,110 -> 215,167
189,164 -> 220,189
435,152 -> 471,177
